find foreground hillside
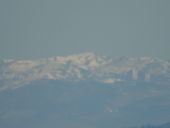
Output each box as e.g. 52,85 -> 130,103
0,80 -> 170,128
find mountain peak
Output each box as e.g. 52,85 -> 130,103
0,53 -> 170,91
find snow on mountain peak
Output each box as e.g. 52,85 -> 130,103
0,53 -> 170,91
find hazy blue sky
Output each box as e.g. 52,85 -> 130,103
0,0 -> 170,59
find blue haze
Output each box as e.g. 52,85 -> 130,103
0,0 -> 170,59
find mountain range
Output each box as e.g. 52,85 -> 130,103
0,53 -> 170,128
0,52 -> 170,91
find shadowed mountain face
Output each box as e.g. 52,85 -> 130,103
0,80 -> 170,128
0,53 -> 170,128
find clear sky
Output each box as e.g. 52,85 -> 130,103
0,0 -> 170,59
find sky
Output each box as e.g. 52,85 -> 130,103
0,0 -> 170,59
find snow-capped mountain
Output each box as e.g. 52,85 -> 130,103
1,53 -> 170,128
0,52 -> 170,91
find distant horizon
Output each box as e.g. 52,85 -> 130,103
1,51 -> 170,61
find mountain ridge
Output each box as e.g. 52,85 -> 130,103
0,53 -> 170,128
0,52 -> 170,91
